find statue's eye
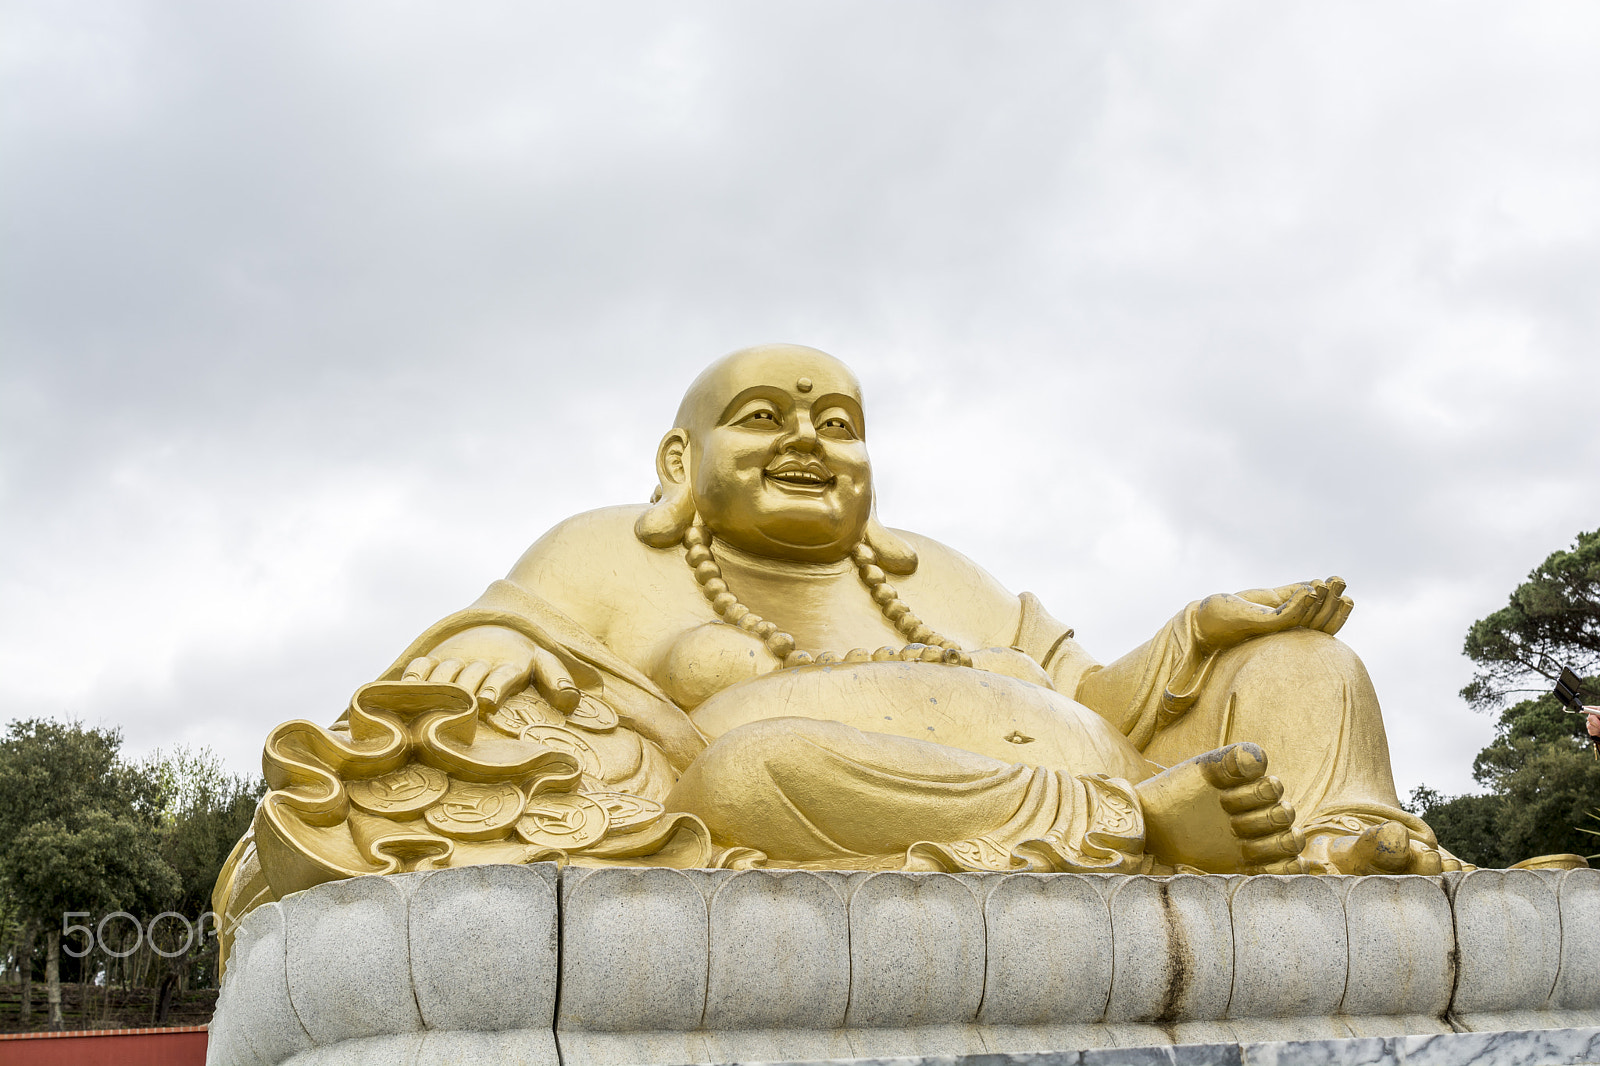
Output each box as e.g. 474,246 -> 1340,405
741,409 -> 778,425
819,417 -> 856,438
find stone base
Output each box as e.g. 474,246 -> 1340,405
279,1027 -> 1600,1065
206,865 -> 1600,1066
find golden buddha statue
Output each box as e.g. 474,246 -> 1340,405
215,343 -> 1455,938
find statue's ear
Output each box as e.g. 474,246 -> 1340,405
635,429 -> 697,548
866,511 -> 917,574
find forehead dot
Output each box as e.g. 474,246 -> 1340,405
796,377 -> 814,393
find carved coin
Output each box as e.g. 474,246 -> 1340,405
566,692 -> 619,733
486,689 -> 562,738
424,780 -> 525,841
521,724 -> 603,777
515,793 -> 610,850
593,791 -> 665,832
347,763 -> 449,817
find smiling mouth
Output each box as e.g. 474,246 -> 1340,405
764,468 -> 835,489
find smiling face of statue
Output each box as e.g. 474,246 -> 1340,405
675,344 -> 872,564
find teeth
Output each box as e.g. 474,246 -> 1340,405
770,470 -> 828,484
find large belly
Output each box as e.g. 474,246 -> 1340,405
690,661 -> 1155,783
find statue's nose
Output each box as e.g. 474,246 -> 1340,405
780,413 -> 820,452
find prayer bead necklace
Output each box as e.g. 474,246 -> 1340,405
683,523 -> 972,669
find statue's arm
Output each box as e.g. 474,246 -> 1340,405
394,507 -> 647,709
1074,577 -> 1357,745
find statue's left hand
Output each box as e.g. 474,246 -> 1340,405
399,624 -> 580,712
1193,576 -> 1353,653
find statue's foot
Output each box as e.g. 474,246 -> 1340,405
1135,742 -> 1305,873
1309,821 -> 1456,875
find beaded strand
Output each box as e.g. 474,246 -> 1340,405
683,524 -> 972,669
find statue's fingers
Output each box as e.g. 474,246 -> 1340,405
1270,581 -> 1314,606
531,646 -> 581,713
478,662 -> 529,708
1321,596 -> 1354,636
455,660 -> 492,695
427,658 -> 466,683
1305,590 -> 1339,631
402,656 -> 437,682
1276,582 -> 1323,628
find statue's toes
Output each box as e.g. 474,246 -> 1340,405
1412,845 -> 1445,876
1230,800 -> 1297,838
1200,742 -> 1268,789
1241,826 -> 1305,865
1220,774 -> 1285,814
1365,820 -> 1413,873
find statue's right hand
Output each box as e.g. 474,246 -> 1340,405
401,625 -> 579,711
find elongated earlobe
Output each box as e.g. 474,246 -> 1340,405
866,513 -> 917,574
635,430 -> 697,548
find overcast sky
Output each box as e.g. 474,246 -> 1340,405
3,2 -> 1597,800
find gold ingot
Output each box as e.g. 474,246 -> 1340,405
424,781 -> 525,841
515,793 -> 610,849
348,763 -> 449,818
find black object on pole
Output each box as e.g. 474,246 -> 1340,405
1555,666 -> 1587,711
1554,667 -> 1599,758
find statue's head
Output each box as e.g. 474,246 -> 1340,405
637,344 -> 915,571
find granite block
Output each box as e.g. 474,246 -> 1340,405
282,875 -> 422,1046
1447,869 -> 1561,1017
699,1026 -> 858,1062
554,1028 -> 710,1066
841,1022 -> 989,1058
979,873 -> 1114,1025
1227,876 -> 1347,1027
1341,1013 -> 1454,1039
414,1027 -> 559,1065
1551,868 -> 1600,1014
845,871 -> 987,1028
1099,1020 -> 1238,1049
408,863 -> 558,1033
213,900 -> 314,1066
1341,875 -> 1454,1022
279,1032 -> 423,1066
976,1023 -> 1115,1054
703,869 -> 850,1030
557,866 -> 708,1032
1105,874 -> 1234,1024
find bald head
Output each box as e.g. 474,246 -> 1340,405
658,343 -> 874,563
674,344 -> 865,438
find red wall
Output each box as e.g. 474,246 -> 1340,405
0,1026 -> 207,1066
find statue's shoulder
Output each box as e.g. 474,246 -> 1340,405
507,504 -> 666,593
891,528 -> 1023,647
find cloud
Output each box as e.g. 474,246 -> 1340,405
3,1 -> 1598,805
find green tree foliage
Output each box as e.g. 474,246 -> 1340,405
1460,529 -> 1600,709
0,720 -> 179,1026
0,720 -> 179,922
0,722 -> 265,1030
1409,529 -> 1600,866
143,747 -> 265,918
